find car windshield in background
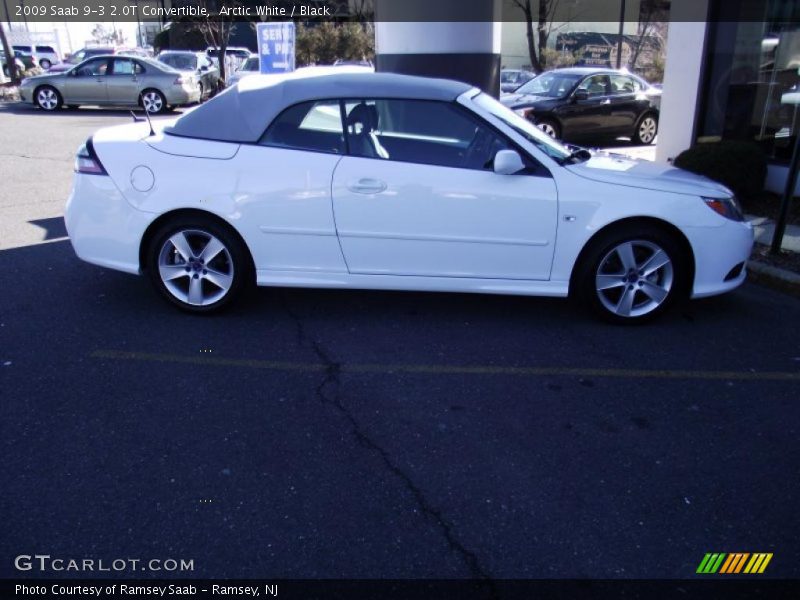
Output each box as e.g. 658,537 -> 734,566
515,72 -> 582,98
472,92 -> 572,162
241,57 -> 259,71
159,54 -> 197,71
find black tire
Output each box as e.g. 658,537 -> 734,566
573,223 -> 690,325
198,81 -> 205,102
534,118 -> 561,140
146,215 -> 253,314
140,89 -> 167,114
39,59 -> 51,69
34,85 -> 62,111
633,112 -> 658,145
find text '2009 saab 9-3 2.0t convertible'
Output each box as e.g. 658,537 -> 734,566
65,71 -> 753,323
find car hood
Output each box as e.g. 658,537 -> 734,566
21,71 -> 66,84
566,153 -> 733,198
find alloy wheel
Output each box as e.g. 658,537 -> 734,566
638,117 -> 657,144
142,91 -> 164,114
37,88 -> 59,110
595,240 -> 673,318
158,229 -> 234,307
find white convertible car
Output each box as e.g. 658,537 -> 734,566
65,71 -> 753,323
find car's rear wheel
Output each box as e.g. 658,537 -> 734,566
140,89 -> 167,114
35,86 -> 62,111
39,59 -> 51,69
198,81 -> 205,102
147,216 -> 251,313
576,224 -> 688,324
535,118 -> 560,140
633,113 -> 658,145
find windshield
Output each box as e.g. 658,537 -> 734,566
515,72 -> 582,98
472,92 -> 572,162
159,53 -> 197,71
241,56 -> 259,71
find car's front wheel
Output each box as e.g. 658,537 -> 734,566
576,224 -> 689,324
39,59 -> 51,69
35,86 -> 62,111
147,216 -> 252,313
140,89 -> 167,114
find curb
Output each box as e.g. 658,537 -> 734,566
748,261 -> 800,297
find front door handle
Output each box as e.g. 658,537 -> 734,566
347,178 -> 387,194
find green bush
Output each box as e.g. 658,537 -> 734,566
673,141 -> 767,199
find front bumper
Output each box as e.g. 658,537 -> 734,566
65,173 -> 154,275
685,219 -> 754,298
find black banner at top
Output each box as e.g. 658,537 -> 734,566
1,0 -> 799,23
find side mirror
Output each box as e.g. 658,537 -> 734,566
572,90 -> 588,103
494,149 -> 525,175
200,65 -> 209,72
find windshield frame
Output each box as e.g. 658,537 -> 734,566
466,91 -> 573,164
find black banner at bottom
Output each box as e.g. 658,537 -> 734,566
2,579 -> 800,600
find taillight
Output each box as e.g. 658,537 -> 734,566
173,75 -> 191,86
75,139 -> 107,175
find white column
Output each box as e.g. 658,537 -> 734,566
655,0 -> 710,163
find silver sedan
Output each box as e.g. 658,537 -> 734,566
18,55 -> 201,114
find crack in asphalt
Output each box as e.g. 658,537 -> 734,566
0,152 -> 71,163
280,293 -> 495,583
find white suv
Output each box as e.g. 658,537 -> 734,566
13,44 -> 60,69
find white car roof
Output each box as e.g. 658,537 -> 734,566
165,70 -> 473,143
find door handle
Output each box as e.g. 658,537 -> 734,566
347,178 -> 387,194
601,98 -> 611,105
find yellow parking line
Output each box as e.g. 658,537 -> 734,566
89,350 -> 800,382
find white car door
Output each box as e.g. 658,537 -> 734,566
331,99 -> 558,280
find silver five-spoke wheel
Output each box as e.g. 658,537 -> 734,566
595,240 -> 673,319
37,87 -> 59,111
141,90 -> 165,114
158,230 -> 234,307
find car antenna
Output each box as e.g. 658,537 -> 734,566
142,106 -> 155,137
132,96 -> 155,136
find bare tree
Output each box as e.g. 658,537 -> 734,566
509,0 -> 577,73
628,0 -> 669,72
0,21 -> 19,84
188,1 -> 236,84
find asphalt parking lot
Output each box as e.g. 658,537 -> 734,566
1,102 -> 799,580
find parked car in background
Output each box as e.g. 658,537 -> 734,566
64,71 -> 752,323
19,55 -> 200,113
157,51 -> 220,100
47,47 -> 119,72
501,67 -> 662,145
227,55 -> 260,86
13,44 -> 59,69
205,46 -> 251,68
119,48 -> 155,59
1,50 -> 26,78
333,59 -> 374,67
500,69 -> 534,93
13,49 -> 37,70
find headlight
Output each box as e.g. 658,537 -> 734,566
702,196 -> 744,221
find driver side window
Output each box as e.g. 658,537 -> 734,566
344,99 -> 513,171
76,58 -> 108,77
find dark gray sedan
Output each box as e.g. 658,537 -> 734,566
18,55 -> 201,114
157,51 -> 221,101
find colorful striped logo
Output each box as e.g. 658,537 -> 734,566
696,553 -> 773,574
